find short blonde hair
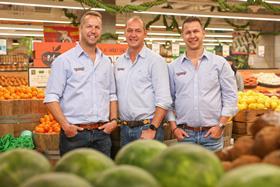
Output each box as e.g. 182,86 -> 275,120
79,11 -> 102,26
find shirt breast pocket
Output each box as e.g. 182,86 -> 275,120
134,69 -> 150,84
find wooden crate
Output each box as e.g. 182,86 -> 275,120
33,132 -> 59,152
233,110 -> 266,123
0,99 -> 47,137
232,110 -> 267,139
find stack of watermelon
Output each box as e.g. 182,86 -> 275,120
1,140 -> 279,187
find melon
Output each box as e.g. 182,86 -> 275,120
217,164 -> 280,187
0,148 -> 51,187
148,143 -> 224,187
95,165 -> 160,187
55,148 -> 115,185
20,172 -> 92,187
115,139 -> 167,170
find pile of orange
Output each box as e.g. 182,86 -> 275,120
0,86 -> 44,100
0,75 -> 27,87
34,113 -> 61,134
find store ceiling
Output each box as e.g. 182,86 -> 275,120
0,0 -> 279,41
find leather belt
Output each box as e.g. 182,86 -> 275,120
120,119 -> 152,128
75,122 -> 107,130
177,124 -> 212,132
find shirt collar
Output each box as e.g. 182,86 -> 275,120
124,45 -> 147,59
75,43 -> 104,59
181,48 -> 209,64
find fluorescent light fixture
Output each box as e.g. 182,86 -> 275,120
204,39 -> 233,42
238,0 -> 280,5
205,34 -> 232,38
206,27 -> 234,31
134,10 -> 280,22
0,18 -> 71,24
0,26 -> 43,31
0,1 -> 105,11
0,32 -> 43,37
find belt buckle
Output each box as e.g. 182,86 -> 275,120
143,119 -> 150,125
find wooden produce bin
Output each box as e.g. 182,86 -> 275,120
0,99 -> 47,137
232,109 -> 266,139
223,121 -> 233,147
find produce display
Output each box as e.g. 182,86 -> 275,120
0,75 -> 27,87
1,139 -> 280,187
244,77 -> 257,88
217,112 -> 280,171
254,73 -> 280,87
34,113 -> 61,134
237,90 -> 280,111
0,86 -> 44,100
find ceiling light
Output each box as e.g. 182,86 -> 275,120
0,32 -> 43,37
238,0 -> 280,5
0,1 -> 105,11
0,18 -> 71,24
134,10 -> 280,22
0,26 -> 43,31
206,27 -> 234,31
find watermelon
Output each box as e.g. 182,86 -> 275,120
217,164 -> 280,187
115,139 -> 167,170
95,165 -> 160,187
55,148 -> 115,185
0,148 -> 51,187
20,172 -> 93,187
148,143 -> 224,187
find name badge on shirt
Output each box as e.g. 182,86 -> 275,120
117,67 -> 125,71
176,71 -> 187,76
74,67 -> 85,72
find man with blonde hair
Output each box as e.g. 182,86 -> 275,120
44,11 -> 118,156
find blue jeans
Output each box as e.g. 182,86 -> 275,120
120,124 -> 164,147
179,128 -> 223,152
60,129 -> 112,157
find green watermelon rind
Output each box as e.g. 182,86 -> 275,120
115,139 -> 167,170
148,143 -> 224,187
20,172 -> 93,187
217,163 -> 280,187
55,148 -> 115,185
95,165 -> 161,187
0,148 -> 51,187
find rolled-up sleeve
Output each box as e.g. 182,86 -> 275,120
151,58 -> 172,110
167,63 -> 176,121
44,57 -> 67,103
109,63 -> 117,101
220,61 -> 238,116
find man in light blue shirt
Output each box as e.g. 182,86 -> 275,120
44,11 -> 118,156
168,17 -> 238,151
115,16 -> 172,146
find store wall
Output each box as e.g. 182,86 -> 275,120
249,35 -> 275,68
275,35 -> 280,68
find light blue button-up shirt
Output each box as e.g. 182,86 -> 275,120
44,44 -> 117,124
115,46 -> 172,120
168,50 -> 238,126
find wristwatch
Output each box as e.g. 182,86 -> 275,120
218,123 -> 226,130
110,118 -> 121,124
149,124 -> 157,131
